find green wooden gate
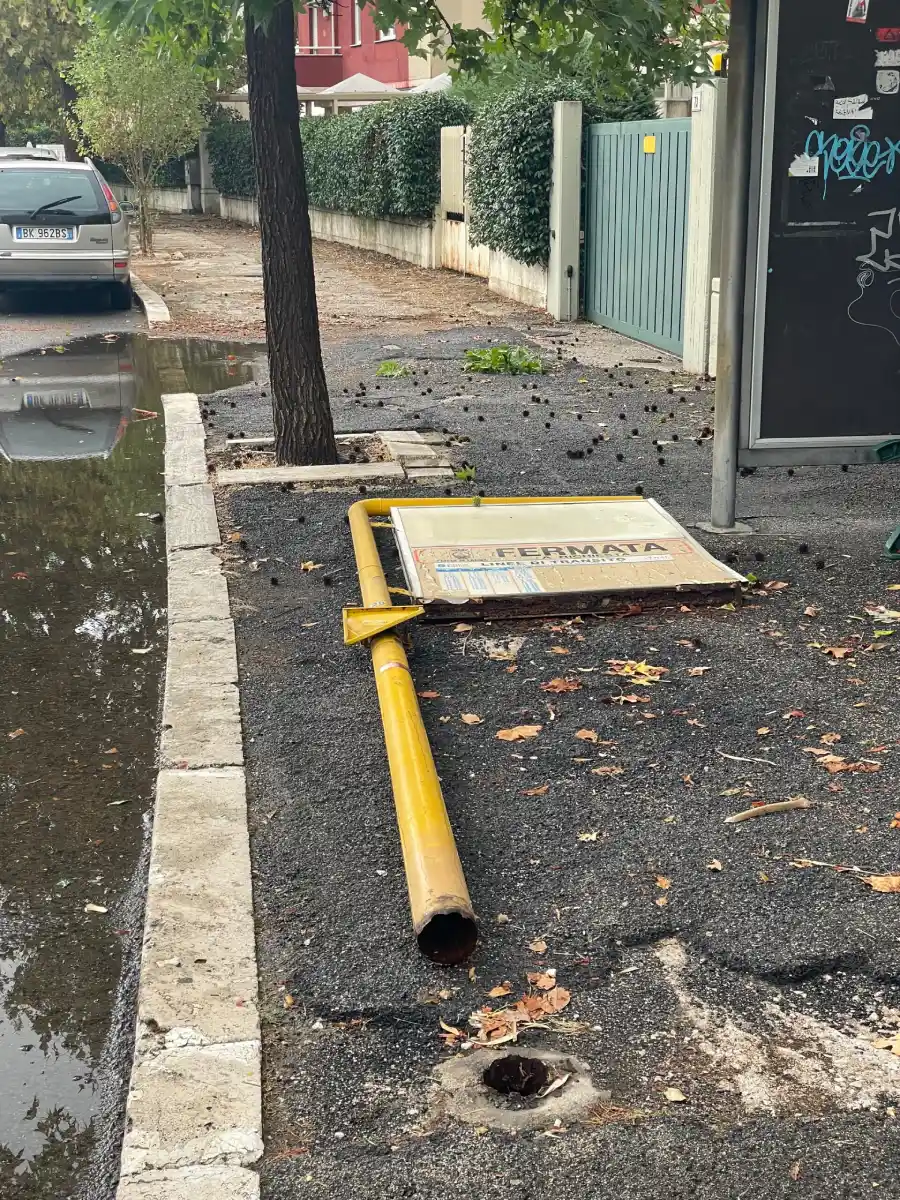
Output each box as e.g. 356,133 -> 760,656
583,119 -> 691,356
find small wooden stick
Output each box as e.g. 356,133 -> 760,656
724,797 -> 813,824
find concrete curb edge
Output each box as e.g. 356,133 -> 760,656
115,391 -> 261,1199
132,273 -> 171,328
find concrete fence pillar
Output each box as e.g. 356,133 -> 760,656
683,79 -> 727,375
547,100 -> 582,322
198,130 -> 221,217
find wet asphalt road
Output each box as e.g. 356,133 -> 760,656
0,312 -> 263,1199
0,288 -> 145,359
209,326 -> 900,1200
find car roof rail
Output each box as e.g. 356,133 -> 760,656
0,147 -> 61,161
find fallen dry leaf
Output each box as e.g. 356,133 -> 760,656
487,982 -> 513,998
873,1033 -> 900,1054
707,859 -> 724,871
84,903 -> 108,914
7,728 -> 24,739
789,1162 -> 802,1181
655,875 -> 672,889
757,727 -> 771,736
606,659 -> 668,684
655,896 -> 669,907
687,666 -> 711,676
540,677 -> 581,694
823,646 -> 852,659
549,646 -> 571,655
496,725 -> 542,741
664,1087 -> 687,1103
417,690 -> 440,699
803,605 -> 819,617
861,874 -> 900,893
227,531 -> 242,542
606,693 -> 649,705
820,731 -> 842,744
283,993 -> 295,1009
591,765 -> 624,777
890,813 -> 900,829
764,580 -> 790,591
454,623 -> 473,632
806,751 -> 881,775
527,971 -> 557,990
783,708 -> 805,719
575,728 -> 599,743
529,938 -> 548,954
578,830 -> 600,841
542,986 -> 571,1013
300,561 -> 323,572
460,713 -> 483,725
522,784 -> 550,796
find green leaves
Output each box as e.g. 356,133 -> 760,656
462,345 -> 543,374
375,361 -> 412,378
0,0 -> 86,134
468,79 -> 597,267
68,29 -> 207,249
206,115 -> 256,198
207,92 -> 474,220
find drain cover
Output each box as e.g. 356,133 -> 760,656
391,498 -> 743,616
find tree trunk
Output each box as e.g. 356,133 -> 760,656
0,117 -> 6,147
244,1 -> 337,465
58,78 -> 82,162
136,186 -> 153,255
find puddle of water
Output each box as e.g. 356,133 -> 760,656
0,333 -> 255,1199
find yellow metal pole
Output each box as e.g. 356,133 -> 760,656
347,495 -> 632,964
348,500 -> 476,963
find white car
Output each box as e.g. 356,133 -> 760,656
0,149 -> 133,309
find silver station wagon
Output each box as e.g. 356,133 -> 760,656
0,149 -> 133,309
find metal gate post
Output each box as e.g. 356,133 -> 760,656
708,0 -> 759,533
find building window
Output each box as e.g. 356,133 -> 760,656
351,1 -> 361,45
377,22 -> 397,41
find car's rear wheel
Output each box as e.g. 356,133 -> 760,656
109,281 -> 133,311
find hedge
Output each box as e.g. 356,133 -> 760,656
467,78 -> 655,267
206,118 -> 256,199
205,91 -> 472,218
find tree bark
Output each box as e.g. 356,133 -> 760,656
57,77 -> 82,162
245,1 -> 337,465
0,117 -> 6,147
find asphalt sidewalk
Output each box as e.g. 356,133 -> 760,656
207,324 -> 900,1199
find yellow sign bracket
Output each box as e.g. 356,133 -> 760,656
342,604 -> 424,646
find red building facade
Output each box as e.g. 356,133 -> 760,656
295,2 -> 412,89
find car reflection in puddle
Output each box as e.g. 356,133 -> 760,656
0,337 -> 139,464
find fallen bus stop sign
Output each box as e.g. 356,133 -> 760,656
391,497 -> 744,617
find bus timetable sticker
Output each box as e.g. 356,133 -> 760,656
390,499 -> 744,606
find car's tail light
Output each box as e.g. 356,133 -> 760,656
114,260 -> 127,268
98,177 -> 122,223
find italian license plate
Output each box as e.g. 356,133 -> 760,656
13,226 -> 75,241
23,389 -> 90,409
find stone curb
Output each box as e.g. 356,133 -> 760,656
132,273 -> 171,327
115,391 -> 261,1199
217,426 -> 455,486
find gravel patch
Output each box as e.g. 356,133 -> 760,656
209,324 -> 900,1200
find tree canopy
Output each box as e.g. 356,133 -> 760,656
0,0 -> 88,142
93,0 -> 726,89
68,30 -> 207,249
